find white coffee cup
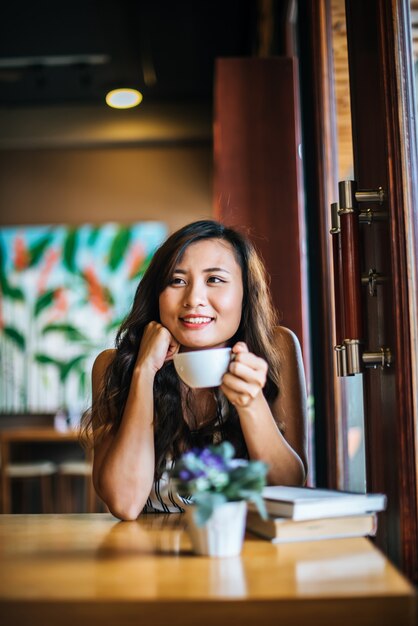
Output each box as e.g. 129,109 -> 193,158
173,347 -> 232,388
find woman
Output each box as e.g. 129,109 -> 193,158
83,220 -> 308,520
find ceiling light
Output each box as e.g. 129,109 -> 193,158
105,88 -> 143,109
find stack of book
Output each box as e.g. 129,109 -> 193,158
246,486 -> 387,543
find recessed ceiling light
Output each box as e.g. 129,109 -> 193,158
105,88 -> 143,109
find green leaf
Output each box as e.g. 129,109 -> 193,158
87,227 -> 100,247
28,233 -> 53,267
130,251 -> 154,280
102,285 -> 114,307
211,441 -> 235,461
3,326 -> 26,350
192,492 -> 227,526
246,493 -> 268,520
34,353 -> 63,368
34,289 -> 56,316
78,369 -> 87,397
63,228 -> 78,273
0,276 -> 25,301
108,226 -> 131,271
0,238 -> 6,279
60,355 -> 87,382
41,323 -> 88,342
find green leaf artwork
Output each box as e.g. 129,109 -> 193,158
42,323 -> 88,342
87,227 -> 100,247
34,289 -> 56,317
0,222 -> 167,414
3,326 -> 26,351
63,228 -> 78,273
28,233 -> 53,267
108,226 -> 131,271
130,251 -> 154,280
34,353 -> 63,367
0,275 -> 25,301
0,238 -> 6,278
60,355 -> 87,382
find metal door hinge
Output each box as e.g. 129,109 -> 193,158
335,341 -> 392,376
331,180 -> 392,376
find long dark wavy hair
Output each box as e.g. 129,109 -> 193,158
82,220 -> 281,478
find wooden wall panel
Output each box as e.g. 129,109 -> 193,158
213,57 -> 309,365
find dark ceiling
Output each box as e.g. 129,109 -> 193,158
0,0 -> 257,108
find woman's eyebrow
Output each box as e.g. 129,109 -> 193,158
172,266 -> 231,274
203,267 -> 230,274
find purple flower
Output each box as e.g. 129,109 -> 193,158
179,470 -> 192,481
169,443 -> 269,523
199,448 -> 227,471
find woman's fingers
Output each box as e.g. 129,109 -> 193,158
228,357 -> 267,386
222,374 -> 261,397
137,322 -> 179,371
231,341 -> 249,356
165,336 -> 180,361
222,342 -> 268,407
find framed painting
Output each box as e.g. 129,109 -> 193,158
0,221 -> 167,416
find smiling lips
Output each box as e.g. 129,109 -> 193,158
180,315 -> 214,328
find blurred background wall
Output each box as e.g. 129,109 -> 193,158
0,144 -> 213,232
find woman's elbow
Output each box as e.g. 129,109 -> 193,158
103,493 -> 146,520
269,456 -> 307,487
108,502 -> 143,521
94,478 -> 148,521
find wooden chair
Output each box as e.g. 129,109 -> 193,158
1,460 -> 57,513
57,449 -> 102,512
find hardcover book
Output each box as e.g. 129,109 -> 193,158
253,486 -> 386,521
246,510 -> 378,543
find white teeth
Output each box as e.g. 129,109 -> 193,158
182,317 -> 212,324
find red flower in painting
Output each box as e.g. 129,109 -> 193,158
84,266 -> 109,314
14,236 -> 30,270
54,287 -> 68,314
127,242 -> 145,279
37,249 -> 60,294
47,288 -> 69,322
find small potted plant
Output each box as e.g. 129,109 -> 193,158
170,441 -> 268,556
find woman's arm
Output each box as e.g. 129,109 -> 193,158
92,322 -> 179,520
220,327 -> 308,486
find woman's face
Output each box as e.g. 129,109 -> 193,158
159,238 -> 244,350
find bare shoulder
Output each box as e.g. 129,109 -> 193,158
92,349 -> 116,389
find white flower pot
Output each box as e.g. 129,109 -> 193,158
185,500 -> 247,557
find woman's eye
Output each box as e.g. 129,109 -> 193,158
170,277 -> 186,285
207,276 -> 225,284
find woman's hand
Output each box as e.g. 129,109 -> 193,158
135,321 -> 180,374
220,341 -> 268,408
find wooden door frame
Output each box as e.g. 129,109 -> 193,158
297,0 -> 343,488
300,0 -> 418,580
344,0 -> 418,580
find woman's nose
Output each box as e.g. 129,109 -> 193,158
182,282 -> 207,307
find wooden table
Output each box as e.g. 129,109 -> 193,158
0,427 -> 82,513
0,513 -> 415,626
